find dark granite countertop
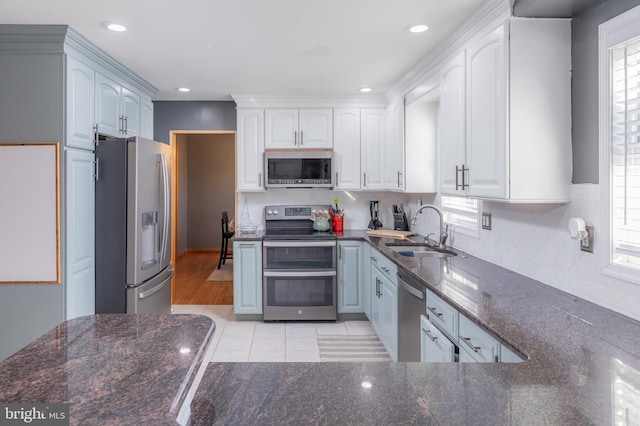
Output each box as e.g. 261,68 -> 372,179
0,314 -> 215,425
197,229 -> 640,425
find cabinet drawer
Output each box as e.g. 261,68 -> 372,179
369,247 -> 396,281
420,315 -> 455,363
458,315 -> 500,363
425,289 -> 458,342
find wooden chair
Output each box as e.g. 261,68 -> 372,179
217,211 -> 234,269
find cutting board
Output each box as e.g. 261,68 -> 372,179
366,229 -> 416,239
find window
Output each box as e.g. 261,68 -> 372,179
600,5 -> 640,283
440,195 -> 480,238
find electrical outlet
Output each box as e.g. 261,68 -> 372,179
482,212 -> 492,230
580,225 -> 594,253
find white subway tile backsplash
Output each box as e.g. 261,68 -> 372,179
406,184 -> 640,322
239,185 -> 640,321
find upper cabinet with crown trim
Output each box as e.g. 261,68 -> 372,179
440,18 -> 572,202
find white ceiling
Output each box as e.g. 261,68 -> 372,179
0,0 -> 485,100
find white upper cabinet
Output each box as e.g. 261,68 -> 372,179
95,72 -> 141,138
299,109 -> 333,149
466,24 -> 507,199
95,73 -> 120,137
438,18 -> 571,202
265,108 -> 332,149
65,55 -> 95,151
237,109 -> 265,191
121,86 -> 140,136
265,109 -> 297,148
333,108 -> 361,190
360,108 -> 386,191
438,51 -> 467,196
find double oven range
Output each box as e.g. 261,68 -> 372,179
262,205 -> 337,321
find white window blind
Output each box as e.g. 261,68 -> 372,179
441,195 -> 479,238
611,37 -> 640,271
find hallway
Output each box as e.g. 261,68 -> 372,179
173,251 -> 233,305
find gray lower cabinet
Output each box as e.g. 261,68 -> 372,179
233,241 -> 263,315
370,248 -> 398,361
426,288 -> 459,343
362,243 -> 371,319
500,345 -> 524,363
420,315 -> 455,362
337,241 -> 363,313
458,314 -> 500,363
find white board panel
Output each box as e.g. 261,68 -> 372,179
0,144 -> 60,283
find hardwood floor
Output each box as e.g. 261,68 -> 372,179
173,251 -> 233,305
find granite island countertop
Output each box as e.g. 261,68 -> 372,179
201,229 -> 640,424
0,314 -> 215,425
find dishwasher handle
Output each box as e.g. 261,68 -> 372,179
397,273 -> 425,300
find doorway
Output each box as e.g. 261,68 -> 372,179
170,130 -> 236,305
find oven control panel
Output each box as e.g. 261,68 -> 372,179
265,205 -> 329,220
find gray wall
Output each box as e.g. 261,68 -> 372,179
185,134 -> 236,249
571,0 -> 640,183
0,51 -> 66,360
153,101 -> 237,143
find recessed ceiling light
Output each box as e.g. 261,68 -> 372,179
177,87 -> 191,92
101,21 -> 127,32
360,87 -> 373,93
408,24 -> 429,33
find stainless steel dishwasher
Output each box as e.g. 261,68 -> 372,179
397,271 -> 427,361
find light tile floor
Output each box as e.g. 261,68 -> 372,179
172,304 -> 376,363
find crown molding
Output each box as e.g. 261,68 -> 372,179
385,0 -> 511,103
64,27 -> 157,96
231,94 -> 388,109
0,24 -> 157,97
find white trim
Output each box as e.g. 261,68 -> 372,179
231,95 -> 388,109
385,0 -> 510,102
598,5 -> 640,287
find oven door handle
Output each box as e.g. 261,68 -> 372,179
263,241 -> 337,248
263,270 -> 337,277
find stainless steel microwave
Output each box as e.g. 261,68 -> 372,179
264,150 -> 334,188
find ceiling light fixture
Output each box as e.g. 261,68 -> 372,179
360,87 -> 373,93
101,21 -> 127,32
177,87 -> 191,92
408,24 -> 429,33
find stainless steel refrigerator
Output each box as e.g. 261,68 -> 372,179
95,135 -> 173,314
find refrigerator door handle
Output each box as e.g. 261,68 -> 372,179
159,153 -> 169,262
138,277 -> 170,300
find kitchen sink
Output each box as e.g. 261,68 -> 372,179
385,243 -> 457,258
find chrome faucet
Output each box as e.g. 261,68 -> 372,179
411,204 -> 448,249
